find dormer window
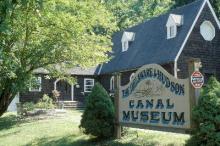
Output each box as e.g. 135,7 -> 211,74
166,14 -> 183,39
170,26 -> 175,37
167,25 -> 177,39
122,41 -> 129,52
121,31 -> 135,52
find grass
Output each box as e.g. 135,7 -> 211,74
0,110 -> 190,146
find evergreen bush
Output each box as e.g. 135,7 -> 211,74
22,102 -> 35,112
79,83 -> 115,139
186,77 -> 220,146
35,94 -> 55,109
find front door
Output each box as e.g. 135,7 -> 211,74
57,81 -> 72,101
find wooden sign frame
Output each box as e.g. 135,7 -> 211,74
114,59 -> 201,138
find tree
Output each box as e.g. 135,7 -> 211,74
210,0 -> 220,17
173,0 -> 220,18
102,0 -> 174,30
104,0 -> 220,31
186,77 -> 220,146
0,0 -> 117,116
172,0 -> 194,7
80,83 -> 115,139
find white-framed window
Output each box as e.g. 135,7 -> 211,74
170,26 -> 175,37
130,73 -> 135,81
166,14 -> 183,40
167,25 -> 177,39
122,41 -> 129,52
29,76 -> 42,92
121,32 -> 135,52
200,21 -> 215,41
110,76 -> 114,91
84,78 -> 94,92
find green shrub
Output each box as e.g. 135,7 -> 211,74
35,94 -> 55,109
22,102 -> 35,112
79,83 -> 115,139
186,77 -> 220,146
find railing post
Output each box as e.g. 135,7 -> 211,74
114,73 -> 121,139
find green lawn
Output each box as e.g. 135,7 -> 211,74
0,110 -> 189,146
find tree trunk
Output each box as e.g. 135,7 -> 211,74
0,89 -> 13,117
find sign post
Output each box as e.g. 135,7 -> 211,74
114,73 -> 122,139
188,58 -> 202,130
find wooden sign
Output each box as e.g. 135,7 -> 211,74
119,64 -> 191,132
191,71 -> 204,89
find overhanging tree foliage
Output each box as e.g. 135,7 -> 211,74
0,0 -> 117,116
102,0 -> 220,31
173,0 -> 220,17
102,0 -> 174,30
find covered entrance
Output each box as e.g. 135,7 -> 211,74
54,79 -> 74,101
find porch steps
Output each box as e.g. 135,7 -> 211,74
57,101 -> 85,109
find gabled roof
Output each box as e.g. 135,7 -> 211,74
100,0 -> 207,74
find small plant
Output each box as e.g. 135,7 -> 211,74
121,127 -> 129,137
186,77 -> 220,146
79,83 -> 115,139
52,90 -> 60,102
35,94 -> 55,109
22,102 -> 35,112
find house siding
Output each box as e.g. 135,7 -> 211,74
177,4 -> 220,80
97,75 -> 112,92
20,74 -> 54,103
74,75 -> 97,102
20,75 -> 97,103
121,70 -> 135,86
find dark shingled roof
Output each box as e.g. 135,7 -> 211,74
68,66 -> 100,75
100,0 -> 205,74
34,66 -> 101,75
